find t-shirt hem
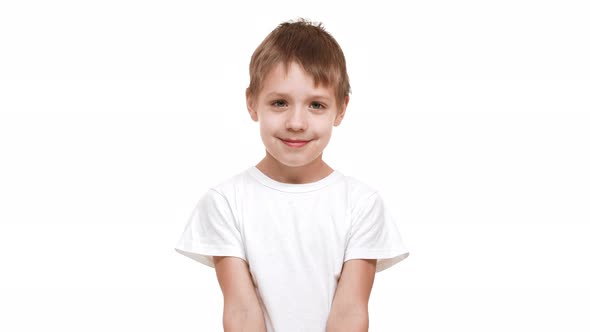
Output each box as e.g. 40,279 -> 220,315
344,247 -> 410,272
175,241 -> 247,268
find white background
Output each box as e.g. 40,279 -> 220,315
1,0 -> 589,331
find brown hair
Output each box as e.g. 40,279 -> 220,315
246,18 -> 351,109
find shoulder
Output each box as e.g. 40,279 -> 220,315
341,174 -> 380,208
184,168 -> 252,217
205,167 -> 252,201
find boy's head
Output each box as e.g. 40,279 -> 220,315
246,18 -> 351,112
246,18 -> 351,176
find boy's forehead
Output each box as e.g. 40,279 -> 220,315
260,61 -> 337,98
270,61 -> 318,80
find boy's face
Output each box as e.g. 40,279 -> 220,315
247,61 -> 348,176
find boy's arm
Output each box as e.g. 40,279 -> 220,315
326,259 -> 377,332
213,256 -> 267,332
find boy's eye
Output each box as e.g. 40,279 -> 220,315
271,100 -> 287,107
310,102 -> 325,110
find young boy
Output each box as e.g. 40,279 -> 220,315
175,18 -> 409,332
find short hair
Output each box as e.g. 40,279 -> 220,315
246,18 -> 351,108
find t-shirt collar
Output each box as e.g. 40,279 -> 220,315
247,165 -> 343,193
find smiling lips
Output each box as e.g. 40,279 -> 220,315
281,138 -> 310,148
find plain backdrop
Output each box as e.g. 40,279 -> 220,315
1,0 -> 589,331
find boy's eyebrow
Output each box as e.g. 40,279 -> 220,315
265,91 -> 333,101
308,94 -> 332,101
265,92 -> 288,98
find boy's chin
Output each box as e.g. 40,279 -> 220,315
266,152 -> 326,169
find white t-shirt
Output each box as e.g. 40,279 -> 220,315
175,166 -> 409,332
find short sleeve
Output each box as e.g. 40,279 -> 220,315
344,191 -> 409,272
174,188 -> 246,268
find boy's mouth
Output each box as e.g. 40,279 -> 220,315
281,138 -> 310,143
280,138 -> 310,147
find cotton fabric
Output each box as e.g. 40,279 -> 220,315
175,166 -> 409,331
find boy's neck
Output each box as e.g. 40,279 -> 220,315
255,154 -> 334,184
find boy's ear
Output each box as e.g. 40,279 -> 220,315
333,95 -> 349,127
246,88 -> 258,122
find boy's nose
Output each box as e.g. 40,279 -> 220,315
285,106 -> 308,131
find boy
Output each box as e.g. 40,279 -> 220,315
175,18 -> 409,332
